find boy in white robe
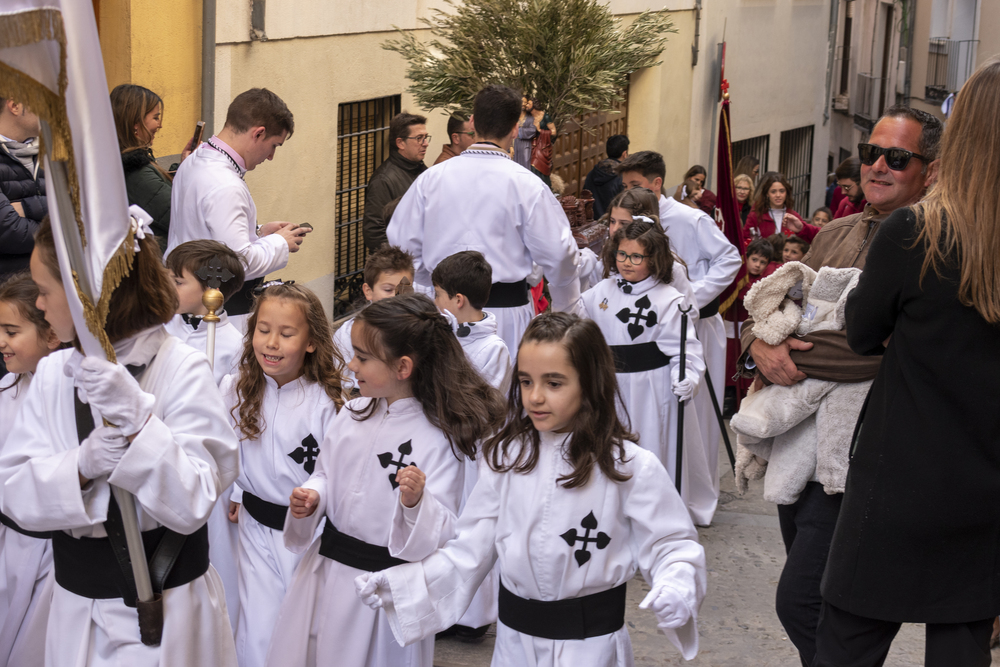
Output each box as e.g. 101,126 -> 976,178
617,151 -> 741,526
167,88 -> 310,323
333,245 -> 414,395
162,240 -> 245,631
431,251 -> 512,638
388,84 -> 582,353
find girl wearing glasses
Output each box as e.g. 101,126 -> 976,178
580,221 -> 706,510
744,172 -> 820,244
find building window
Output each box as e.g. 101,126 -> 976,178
552,89 -> 629,196
779,125 -> 815,214
732,134 -> 770,176
334,94 -> 401,319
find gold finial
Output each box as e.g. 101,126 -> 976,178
723,90 -> 730,101
202,288 -> 224,323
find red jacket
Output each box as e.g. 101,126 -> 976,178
834,196 -> 866,219
732,261 -> 781,322
743,208 -> 819,244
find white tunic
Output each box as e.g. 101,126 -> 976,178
267,397 -> 466,667
658,194 -> 740,526
163,310 -> 243,386
378,431 -> 707,665
581,276 -> 706,515
0,374 -> 51,667
0,327 -> 239,667
452,310 -> 511,391
167,143 -> 288,280
332,317 -> 357,393
387,146 -> 582,352
223,374 -> 339,667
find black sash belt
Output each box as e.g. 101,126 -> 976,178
698,296 -> 720,320
52,523 -> 209,606
242,491 -> 288,531
610,342 -> 672,374
0,511 -> 52,540
225,277 -> 263,316
486,280 -> 530,309
318,519 -> 406,572
498,580 -> 628,640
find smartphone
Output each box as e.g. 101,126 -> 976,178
297,222 -> 314,232
192,120 -> 205,147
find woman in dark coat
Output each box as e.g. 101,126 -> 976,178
815,56 -> 1000,667
111,84 -> 191,253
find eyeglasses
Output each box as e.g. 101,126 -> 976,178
857,143 -> 927,171
406,134 -> 432,145
838,180 -> 856,194
462,131 -> 475,137
615,250 -> 647,265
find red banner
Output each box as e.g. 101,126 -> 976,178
716,98 -> 748,316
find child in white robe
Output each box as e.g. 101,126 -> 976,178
224,282 -> 345,667
581,221 -> 707,516
163,239 -> 246,630
0,274 -> 61,667
267,294 -> 506,667
333,245 -> 414,395
431,251 -> 512,638
0,219 -> 238,667
355,312 -> 707,665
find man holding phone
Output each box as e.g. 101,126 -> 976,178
167,88 -> 309,321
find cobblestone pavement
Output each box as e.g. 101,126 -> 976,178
434,427 -> 998,666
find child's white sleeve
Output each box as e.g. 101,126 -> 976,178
624,449 -> 707,660
379,462 -> 502,647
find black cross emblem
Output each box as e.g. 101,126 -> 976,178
616,279 -> 633,294
377,441 -> 416,489
560,511 -> 611,566
288,434 -> 320,474
456,323 -> 472,338
616,295 -> 658,340
195,259 -> 236,289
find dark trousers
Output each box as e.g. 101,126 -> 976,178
812,600 -> 994,667
776,482 -> 844,667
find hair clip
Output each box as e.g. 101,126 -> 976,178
253,279 -> 295,295
195,257 -> 236,289
632,215 -> 654,224
128,205 -> 154,252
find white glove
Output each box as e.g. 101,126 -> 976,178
354,571 -> 390,610
74,357 -> 155,436
672,378 -> 695,403
640,582 -> 693,630
77,425 -> 130,480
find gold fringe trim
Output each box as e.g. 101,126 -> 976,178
719,273 -> 748,315
0,10 -> 82,243
73,270 -> 115,361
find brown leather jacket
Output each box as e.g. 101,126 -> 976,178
739,204 -> 888,383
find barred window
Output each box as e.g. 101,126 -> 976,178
779,125 -> 815,213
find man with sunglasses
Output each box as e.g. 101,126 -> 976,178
433,115 -> 475,165
737,105 -> 942,667
363,112 -> 429,252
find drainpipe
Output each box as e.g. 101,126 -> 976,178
692,0 -> 701,67
823,0 -> 840,125
201,0 -> 216,135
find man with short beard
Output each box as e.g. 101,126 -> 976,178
738,105 -> 942,667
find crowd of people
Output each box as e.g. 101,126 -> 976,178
0,53 -> 998,667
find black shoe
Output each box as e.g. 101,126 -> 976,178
723,386 -> 737,419
454,624 -> 490,643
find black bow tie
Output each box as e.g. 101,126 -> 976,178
182,314 -> 203,330
617,279 -> 633,294
457,323 -> 473,338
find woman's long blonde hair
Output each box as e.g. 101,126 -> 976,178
913,56 -> 1000,325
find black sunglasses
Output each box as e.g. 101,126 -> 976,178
857,143 -> 928,171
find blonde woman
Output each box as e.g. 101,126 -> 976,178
734,173 -> 754,225
816,58 -> 1000,666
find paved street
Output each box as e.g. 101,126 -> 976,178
434,425 -> 999,666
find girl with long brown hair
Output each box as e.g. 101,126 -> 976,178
815,57 -> 1000,665
222,281 -> 344,667
355,311 -> 708,665
0,273 -> 61,664
744,171 -> 819,243
0,217 -> 239,665
270,293 -> 504,667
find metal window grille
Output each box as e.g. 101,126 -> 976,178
779,125 -> 815,214
551,91 -> 629,197
926,38 -> 979,102
732,134 -> 770,176
334,95 -> 401,319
